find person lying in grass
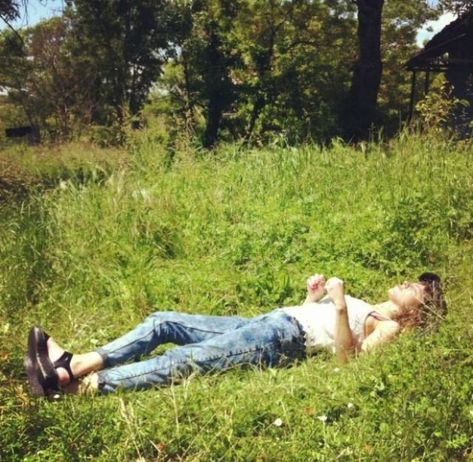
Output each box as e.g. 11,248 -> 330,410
25,272 -> 446,397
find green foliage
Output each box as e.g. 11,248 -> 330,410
415,75 -> 472,135
0,142 -> 126,203
0,0 -> 19,20
153,0 -> 440,145
0,17 -> 100,141
1,0 -> 445,146
0,97 -> 28,145
378,0 -> 440,135
0,134 -> 472,460
157,0 -> 359,145
439,0 -> 473,14
0,1 -> 183,142
68,0 -> 181,118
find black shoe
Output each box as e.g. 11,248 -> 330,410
24,326 -> 74,397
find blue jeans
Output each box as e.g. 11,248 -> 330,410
95,310 -> 306,394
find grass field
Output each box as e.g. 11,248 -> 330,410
0,133 -> 472,461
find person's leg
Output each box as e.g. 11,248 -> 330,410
96,311 -> 248,368
47,311 -> 248,386
95,311 -> 306,394
46,337 -> 103,386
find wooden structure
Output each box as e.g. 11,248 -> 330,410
406,11 -> 473,125
4,125 -> 40,144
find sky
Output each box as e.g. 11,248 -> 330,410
416,11 -> 457,46
1,0 -> 64,30
0,1 -> 457,48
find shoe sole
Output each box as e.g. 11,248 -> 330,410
24,326 -> 60,397
24,327 -> 45,397
34,327 -> 60,394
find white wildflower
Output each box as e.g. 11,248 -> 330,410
347,402 -> 354,409
317,415 -> 328,423
272,418 -> 283,427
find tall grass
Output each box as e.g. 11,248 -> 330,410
0,134 -> 472,460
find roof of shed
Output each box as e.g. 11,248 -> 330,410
407,10 -> 473,71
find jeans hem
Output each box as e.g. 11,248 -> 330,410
95,347 -> 110,368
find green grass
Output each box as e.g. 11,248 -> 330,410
0,133 -> 472,461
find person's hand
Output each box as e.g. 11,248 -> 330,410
325,277 -> 346,308
305,274 -> 326,303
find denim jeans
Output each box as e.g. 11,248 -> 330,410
95,310 -> 306,394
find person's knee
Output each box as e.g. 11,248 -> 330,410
145,311 -> 176,323
144,311 -> 185,337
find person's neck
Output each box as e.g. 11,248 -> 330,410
373,300 -> 402,319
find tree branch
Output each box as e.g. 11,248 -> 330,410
0,13 -> 25,46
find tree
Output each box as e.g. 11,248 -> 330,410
158,0 -> 358,146
245,0 -> 358,143
172,0 -> 241,148
0,17 -> 99,140
0,26 -> 42,136
26,17 -> 99,137
0,0 -> 20,21
67,0 -> 181,125
198,6 -> 238,148
1,1 -> 184,142
341,0 -> 440,141
439,0 -> 473,14
230,0 -> 358,143
377,0 -> 439,134
341,0 -> 384,141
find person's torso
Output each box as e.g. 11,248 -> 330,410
280,295 -> 374,354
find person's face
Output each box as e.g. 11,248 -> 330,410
388,281 -> 426,310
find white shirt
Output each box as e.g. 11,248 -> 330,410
280,295 -> 374,354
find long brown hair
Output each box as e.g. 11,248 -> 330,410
417,272 -> 447,332
392,272 -> 446,331
395,306 -> 424,330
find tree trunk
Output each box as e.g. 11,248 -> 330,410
202,26 -> 230,149
343,0 -> 384,141
203,97 -> 224,149
243,22 -> 277,144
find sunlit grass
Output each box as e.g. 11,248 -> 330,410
0,133 -> 472,460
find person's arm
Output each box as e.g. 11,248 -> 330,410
325,277 -> 354,363
303,274 -> 326,304
360,320 -> 400,353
